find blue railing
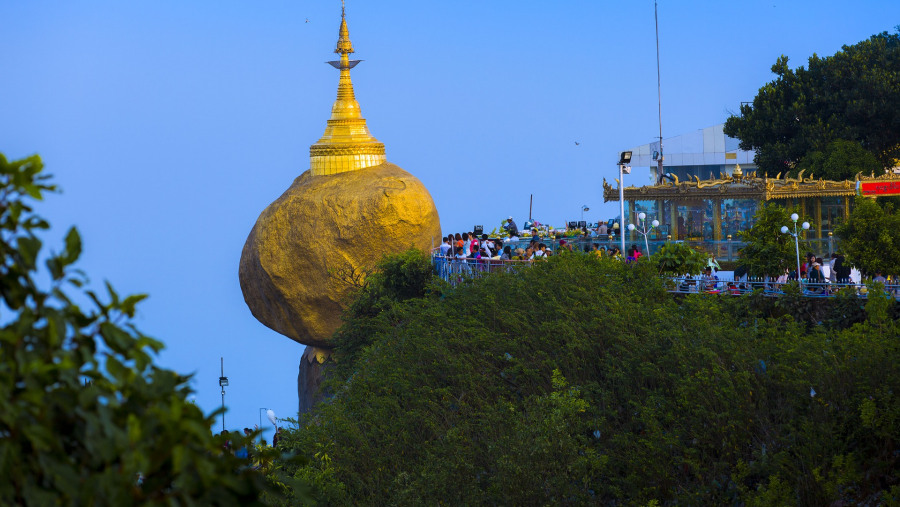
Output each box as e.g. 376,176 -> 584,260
431,254 -> 899,299
665,276 -> 898,298
479,236 -> 839,262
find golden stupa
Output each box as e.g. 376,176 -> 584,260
239,5 -> 442,352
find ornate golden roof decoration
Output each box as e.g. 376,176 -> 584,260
309,2 -> 386,176
603,171 -> 858,203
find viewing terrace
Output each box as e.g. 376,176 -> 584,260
431,252 -> 899,300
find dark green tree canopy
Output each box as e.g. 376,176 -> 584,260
724,30 -> 900,178
0,153 -> 290,504
272,250 -> 900,505
796,139 -> 883,181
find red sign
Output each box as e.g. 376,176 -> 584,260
859,180 -> 900,196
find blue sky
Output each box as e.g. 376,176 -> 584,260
2,0 -> 898,438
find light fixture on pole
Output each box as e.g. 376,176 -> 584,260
218,358 -> 229,432
627,212 -> 660,254
581,205 -> 590,221
780,212 -> 810,286
618,151 -> 632,256
258,407 -> 269,444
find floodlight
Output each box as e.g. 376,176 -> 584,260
618,151 -> 632,165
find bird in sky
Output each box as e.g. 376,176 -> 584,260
574,141 -> 581,146
305,18 -> 310,23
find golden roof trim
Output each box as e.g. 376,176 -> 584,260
603,172 -> 858,202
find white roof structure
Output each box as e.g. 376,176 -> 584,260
627,124 -> 756,179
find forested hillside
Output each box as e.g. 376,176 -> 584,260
271,250 -> 900,505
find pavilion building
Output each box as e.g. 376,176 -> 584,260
603,124 -> 864,257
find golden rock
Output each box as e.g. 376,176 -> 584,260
239,7 -> 441,348
239,163 -> 441,347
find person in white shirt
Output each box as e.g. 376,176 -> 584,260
439,236 -> 452,257
480,234 -> 494,257
828,253 -> 837,282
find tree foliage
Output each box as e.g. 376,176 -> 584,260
330,248 -> 439,371
0,153 -> 277,504
738,203 -> 811,277
724,30 -> 900,176
271,250 -> 900,505
836,196 -> 900,276
652,241 -> 707,275
796,139 -> 884,181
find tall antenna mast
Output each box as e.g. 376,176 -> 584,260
655,0 -> 664,183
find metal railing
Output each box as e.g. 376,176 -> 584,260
482,236 -> 839,262
432,255 -> 531,286
431,254 -> 899,299
666,276 -> 899,298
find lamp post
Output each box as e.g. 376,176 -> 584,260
780,213 -> 810,286
581,205 -> 590,221
258,408 -> 269,445
618,151 -> 632,256
627,212 -> 660,255
218,358 -> 229,432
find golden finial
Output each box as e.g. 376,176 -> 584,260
732,164 -> 743,181
309,2 -> 385,176
335,0 -> 354,55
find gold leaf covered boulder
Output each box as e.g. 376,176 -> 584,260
239,6 -> 441,349
239,163 -> 440,347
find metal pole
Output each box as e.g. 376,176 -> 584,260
655,0 -> 664,183
619,165 -> 626,255
529,194 -> 533,222
220,357 -> 225,432
643,222 -> 650,255
794,224 -> 802,288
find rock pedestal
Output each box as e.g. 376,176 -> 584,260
298,346 -> 332,414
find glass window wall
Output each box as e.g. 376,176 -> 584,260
721,199 -> 758,238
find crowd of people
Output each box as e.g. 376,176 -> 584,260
436,223 -> 896,299
501,216 -> 622,242
690,251 -> 896,296
438,231 -> 643,262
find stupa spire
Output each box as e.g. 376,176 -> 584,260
335,1 -> 353,55
309,1 -> 385,176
